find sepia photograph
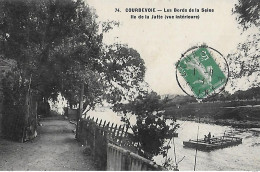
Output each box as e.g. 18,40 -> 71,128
0,0 -> 260,171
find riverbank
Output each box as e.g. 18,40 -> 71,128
165,100 -> 260,128
178,116 -> 260,128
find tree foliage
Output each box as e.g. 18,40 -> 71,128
229,0 -> 260,89
234,0 -> 260,30
0,0 -> 146,113
113,91 -> 179,160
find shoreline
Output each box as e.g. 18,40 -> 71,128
177,117 -> 260,128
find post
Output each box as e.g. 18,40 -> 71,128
76,82 -> 84,139
93,126 -> 96,159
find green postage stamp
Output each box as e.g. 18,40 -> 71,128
176,46 -> 228,99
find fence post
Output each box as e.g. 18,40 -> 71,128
116,125 -> 121,143
118,126 -> 125,145
125,151 -> 131,170
107,143 -> 110,170
99,119 -> 102,127
93,125 -> 96,160
121,150 -> 129,170
112,124 -> 117,139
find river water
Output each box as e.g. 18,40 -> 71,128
87,108 -> 260,171
154,121 -> 260,171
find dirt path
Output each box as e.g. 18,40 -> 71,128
0,117 -> 97,171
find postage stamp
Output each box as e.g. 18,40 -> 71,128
176,45 -> 229,99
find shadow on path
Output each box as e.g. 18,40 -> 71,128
0,117 -> 97,171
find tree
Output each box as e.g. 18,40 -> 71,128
100,44 -> 146,104
1,0 -> 102,108
234,0 -> 260,30
229,0 -> 260,89
113,91 -> 179,160
0,0 -> 146,111
0,0 -> 146,139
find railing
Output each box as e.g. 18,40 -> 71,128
80,116 -> 137,152
77,116 -> 136,170
77,116 -> 164,171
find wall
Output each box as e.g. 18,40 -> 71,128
107,143 -> 162,171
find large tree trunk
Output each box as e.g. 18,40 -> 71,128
76,82 -> 84,139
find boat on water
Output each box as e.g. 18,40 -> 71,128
183,135 -> 242,151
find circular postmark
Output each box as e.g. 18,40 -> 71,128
175,45 -> 229,100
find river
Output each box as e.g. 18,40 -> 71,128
87,108 -> 260,171
154,121 -> 260,171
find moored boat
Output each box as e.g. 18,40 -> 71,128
183,135 -> 242,151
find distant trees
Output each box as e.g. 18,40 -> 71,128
166,87 -> 260,104
202,87 -> 260,102
231,87 -> 260,100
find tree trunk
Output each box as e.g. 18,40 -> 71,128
76,82 -> 84,139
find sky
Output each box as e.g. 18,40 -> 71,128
86,0 -> 250,95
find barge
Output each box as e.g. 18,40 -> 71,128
183,136 -> 242,151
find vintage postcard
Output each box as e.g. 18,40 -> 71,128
0,0 -> 259,171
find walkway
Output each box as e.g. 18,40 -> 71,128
0,117 -> 97,171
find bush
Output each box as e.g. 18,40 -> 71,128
114,91 -> 179,160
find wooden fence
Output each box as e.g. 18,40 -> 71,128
77,116 -> 164,171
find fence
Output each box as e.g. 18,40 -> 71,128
77,116 -> 164,171
79,116 -> 137,150
107,143 -> 162,171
